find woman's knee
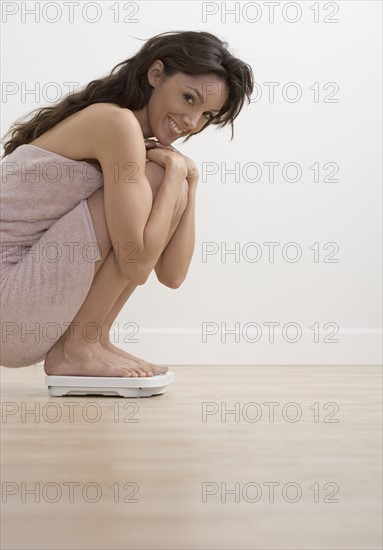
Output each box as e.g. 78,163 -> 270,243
145,161 -> 188,210
145,161 -> 165,199
143,161 -> 188,252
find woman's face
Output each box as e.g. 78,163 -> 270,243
144,60 -> 228,144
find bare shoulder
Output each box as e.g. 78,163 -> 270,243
82,102 -> 140,131
87,103 -> 144,157
29,102 -> 142,164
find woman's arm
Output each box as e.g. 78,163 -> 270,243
95,109 -> 188,284
144,142 -> 199,287
154,178 -> 197,288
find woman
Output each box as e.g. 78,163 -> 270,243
0,30 -> 254,377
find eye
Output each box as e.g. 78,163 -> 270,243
183,93 -> 194,104
203,112 -> 214,121
183,94 -> 214,121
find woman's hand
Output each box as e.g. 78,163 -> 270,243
145,143 -> 188,176
145,139 -> 199,188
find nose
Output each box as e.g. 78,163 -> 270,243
182,111 -> 201,131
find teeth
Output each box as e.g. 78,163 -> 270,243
169,117 -> 182,135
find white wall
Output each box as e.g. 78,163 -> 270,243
1,1 -> 381,365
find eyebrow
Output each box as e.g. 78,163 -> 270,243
186,86 -> 221,113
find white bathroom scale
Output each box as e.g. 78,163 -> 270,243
45,372 -> 175,398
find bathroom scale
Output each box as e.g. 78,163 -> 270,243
45,372 -> 175,398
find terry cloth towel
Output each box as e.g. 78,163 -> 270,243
0,144 -> 104,367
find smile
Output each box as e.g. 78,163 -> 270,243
168,116 -> 182,137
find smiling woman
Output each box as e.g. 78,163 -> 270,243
133,63 -> 229,146
1,30 -> 254,157
0,30 -> 254,376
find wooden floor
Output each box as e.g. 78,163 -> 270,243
1,364 -> 382,550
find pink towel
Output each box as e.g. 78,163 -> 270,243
0,144 -> 104,367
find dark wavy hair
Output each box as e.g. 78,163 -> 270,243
1,30 -> 254,159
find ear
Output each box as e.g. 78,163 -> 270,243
147,59 -> 165,87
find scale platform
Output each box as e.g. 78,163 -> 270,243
45,372 -> 175,398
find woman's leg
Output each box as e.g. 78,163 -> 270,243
44,162 -> 186,378
98,176 -> 188,366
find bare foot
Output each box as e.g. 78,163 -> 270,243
44,340 -> 161,378
100,340 -> 168,376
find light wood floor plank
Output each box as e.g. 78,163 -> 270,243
1,365 -> 382,549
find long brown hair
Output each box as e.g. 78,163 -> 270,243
1,30 -> 254,159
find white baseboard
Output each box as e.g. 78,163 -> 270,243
36,328 -> 382,366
